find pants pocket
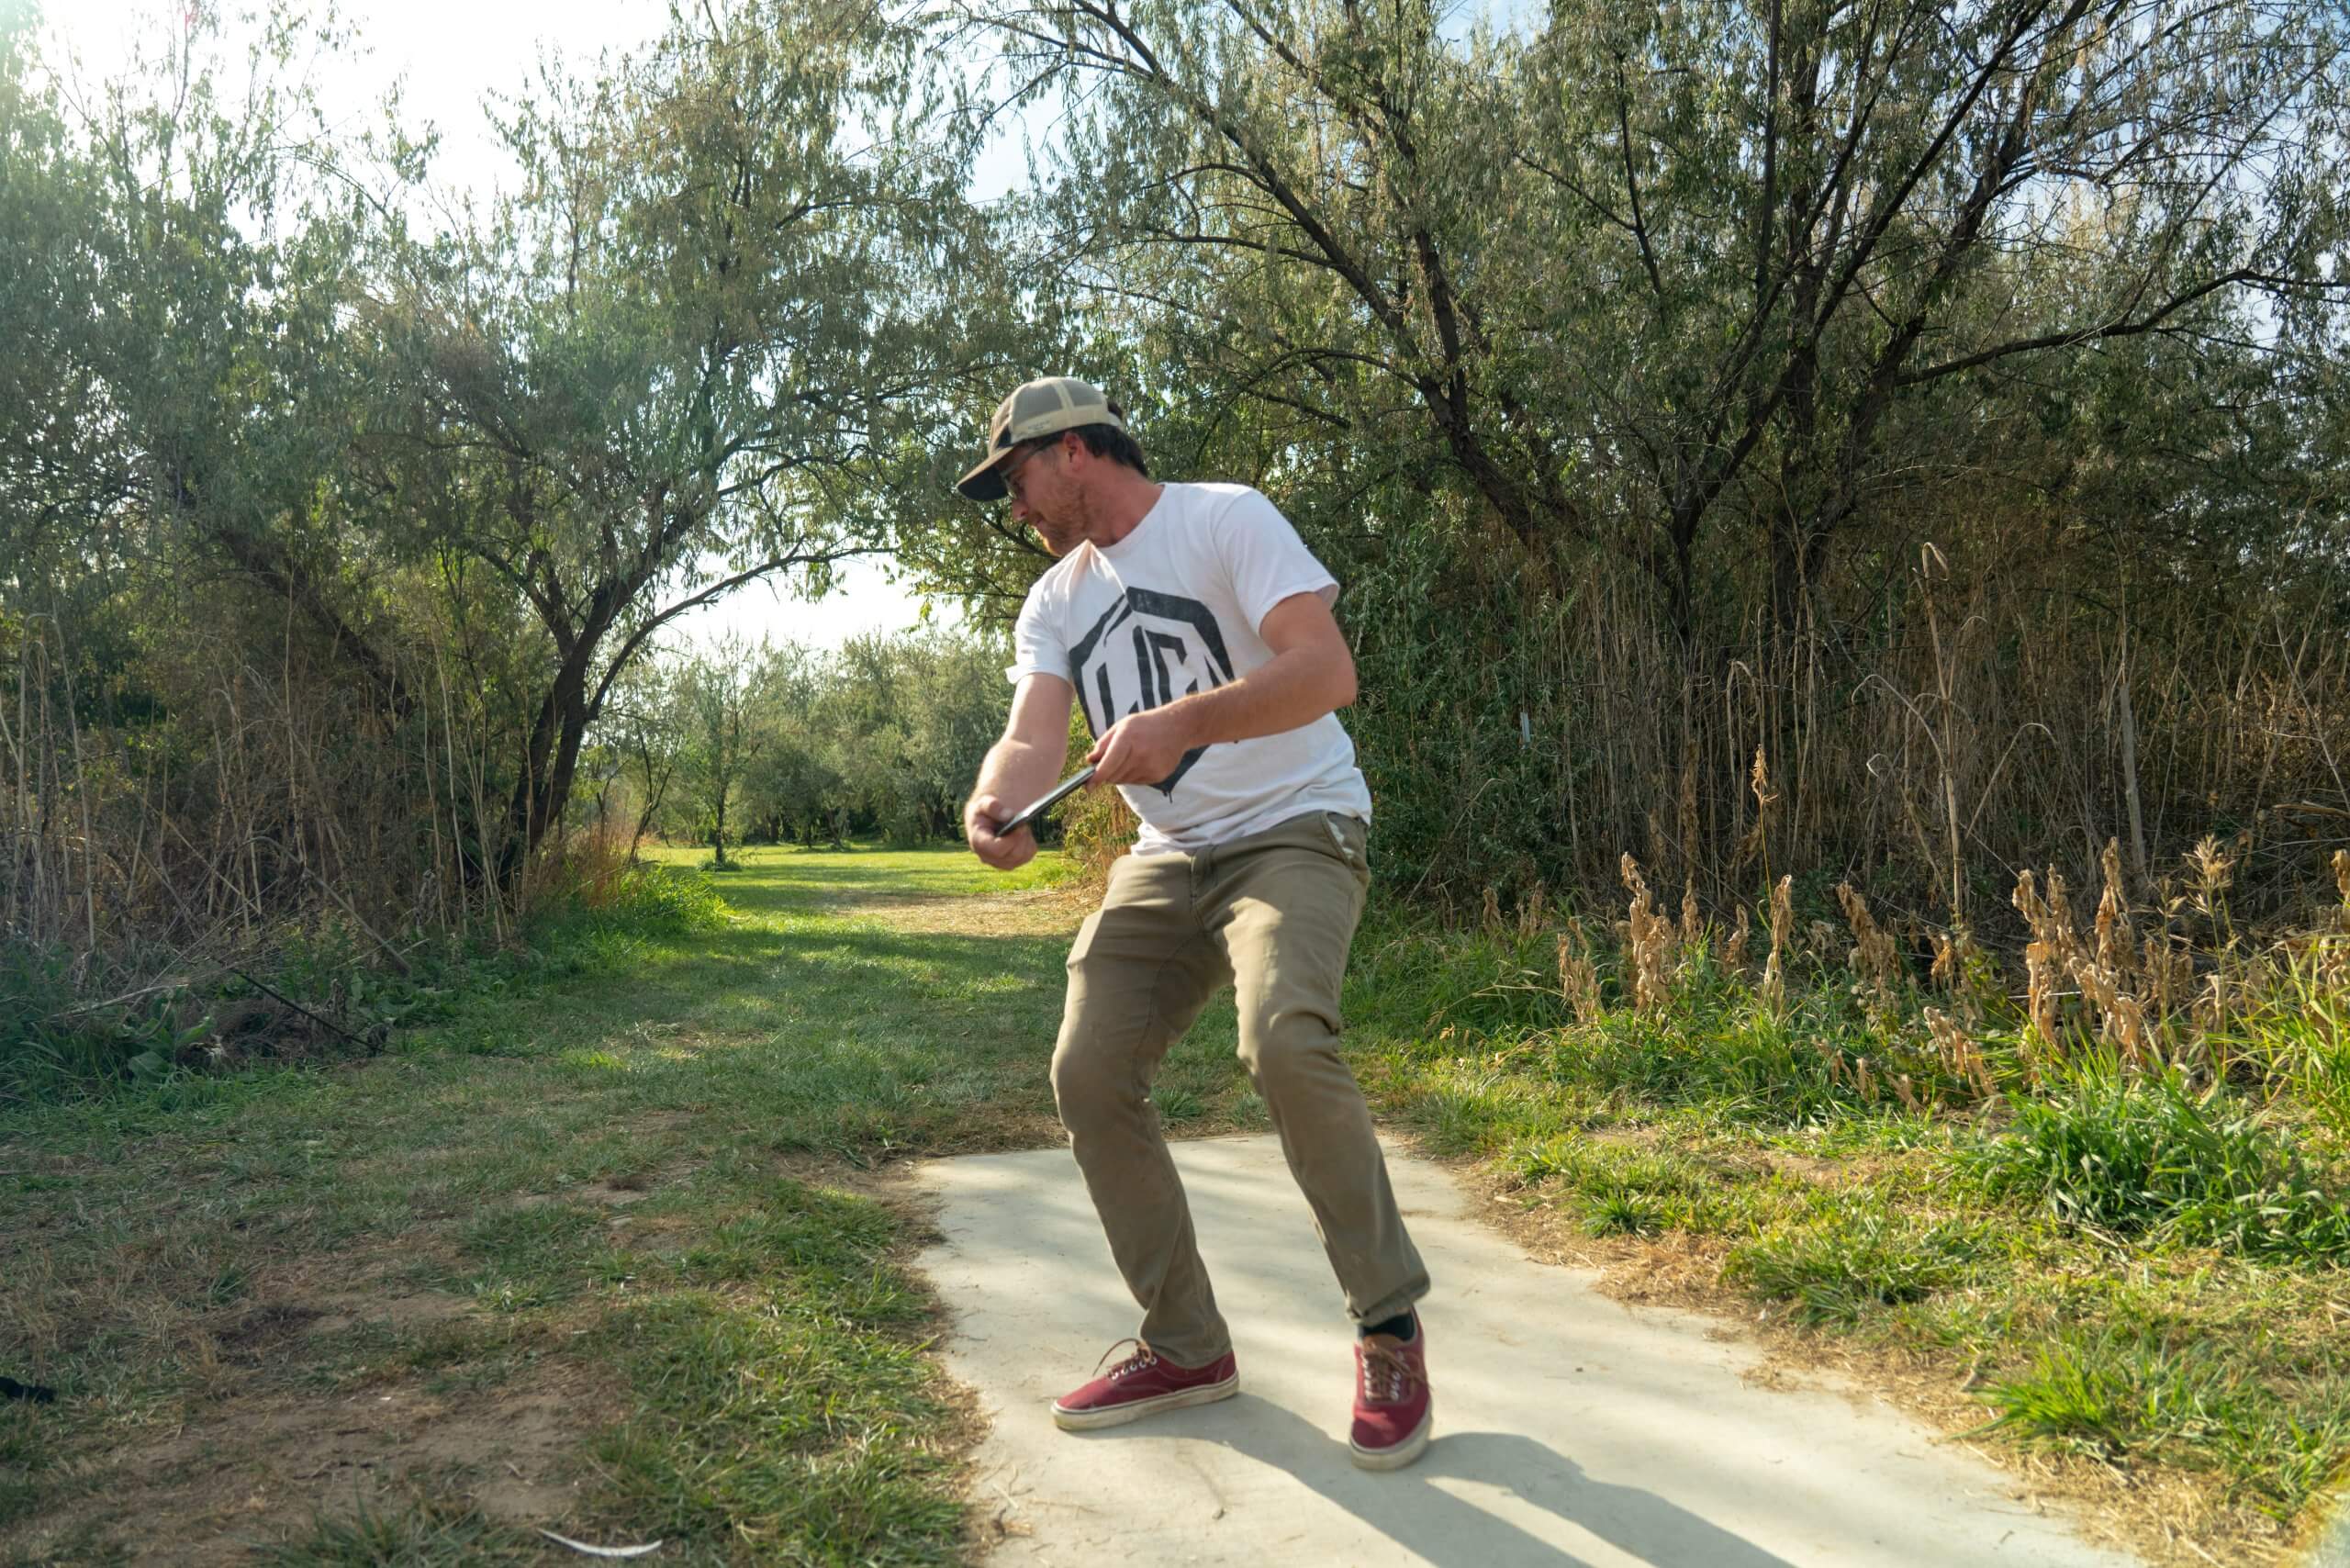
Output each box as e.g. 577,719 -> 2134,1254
1321,813 -> 1371,882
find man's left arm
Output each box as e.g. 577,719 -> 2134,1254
1085,591 -> 1357,787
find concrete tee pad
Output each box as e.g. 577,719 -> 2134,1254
915,1134 -> 2143,1568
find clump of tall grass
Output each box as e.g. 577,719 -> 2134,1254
1958,1065 -> 2350,1261
1978,1331 -> 2244,1457
1724,1209 -> 1984,1325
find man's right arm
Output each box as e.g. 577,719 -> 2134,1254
966,673 -> 1077,870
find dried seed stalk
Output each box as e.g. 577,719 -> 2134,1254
1924,1006 -> 1998,1099
2013,868 -> 2072,1047
1737,745 -> 1775,870
2094,839 -> 2137,985
2139,933 -> 2192,1030
1557,929 -> 1602,1025
2023,940 -> 2060,1047
1723,904 -> 1751,971
1762,874 -> 1793,1011
1620,853 -> 1675,1012
2068,955 -> 2153,1068
1927,924 -> 1983,1016
2188,834 -> 2235,924
1836,882 -> 1902,1000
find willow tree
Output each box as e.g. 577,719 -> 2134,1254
971,0 -> 2343,622
366,0 -> 987,880
946,0 -> 2348,902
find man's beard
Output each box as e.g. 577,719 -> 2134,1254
1030,506 -> 1083,556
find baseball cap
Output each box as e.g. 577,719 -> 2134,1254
955,376 -> 1125,500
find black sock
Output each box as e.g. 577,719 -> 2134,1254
1361,1312 -> 1416,1342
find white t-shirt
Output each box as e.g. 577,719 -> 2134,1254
1005,481 -> 1373,855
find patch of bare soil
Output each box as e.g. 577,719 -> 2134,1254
0,1262 -> 621,1567
24,1374 -> 617,1565
1438,1138 -> 2291,1568
0,1241 -> 634,1568
518,1176 -> 653,1211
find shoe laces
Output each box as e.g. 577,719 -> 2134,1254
1360,1339 -> 1417,1406
1094,1338 -> 1159,1382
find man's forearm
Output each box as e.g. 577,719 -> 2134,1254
1158,644 -> 1356,750
970,734 -> 1065,819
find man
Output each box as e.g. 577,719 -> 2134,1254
957,376 -> 1433,1471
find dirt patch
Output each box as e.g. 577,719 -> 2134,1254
1,1331 -> 623,1566
301,1285 -> 476,1339
518,1177 -> 654,1210
212,1301 -> 327,1363
1437,1135 -> 2290,1568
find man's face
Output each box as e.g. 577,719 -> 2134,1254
1004,436 -> 1081,554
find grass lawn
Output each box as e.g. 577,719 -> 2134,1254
0,844 -> 1220,1566
4,844 -> 2346,1567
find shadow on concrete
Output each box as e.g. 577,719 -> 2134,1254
1085,1393 -> 1801,1568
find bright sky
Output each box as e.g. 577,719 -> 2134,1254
35,0 -> 1015,655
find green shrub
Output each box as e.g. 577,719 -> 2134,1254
600,863 -> 729,935
1959,1067 -> 2350,1260
1,942 -> 215,1106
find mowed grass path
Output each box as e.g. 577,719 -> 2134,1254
1,845 -> 1266,1566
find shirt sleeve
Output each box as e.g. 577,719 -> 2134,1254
1003,573 -> 1069,688
1215,487 -> 1339,636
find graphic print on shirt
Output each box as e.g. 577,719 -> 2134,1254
1068,587 -> 1235,797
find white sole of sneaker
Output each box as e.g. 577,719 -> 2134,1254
1051,1374 -> 1239,1431
1348,1403 -> 1434,1471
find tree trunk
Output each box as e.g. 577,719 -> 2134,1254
498,646 -> 597,890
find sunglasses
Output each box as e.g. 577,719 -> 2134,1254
1000,439 -> 1058,502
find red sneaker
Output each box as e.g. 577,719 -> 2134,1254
1349,1315 -> 1433,1469
1051,1339 -> 1239,1431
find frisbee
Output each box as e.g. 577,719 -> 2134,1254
995,766 -> 1096,838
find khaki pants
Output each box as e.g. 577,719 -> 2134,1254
1051,809 -> 1429,1368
